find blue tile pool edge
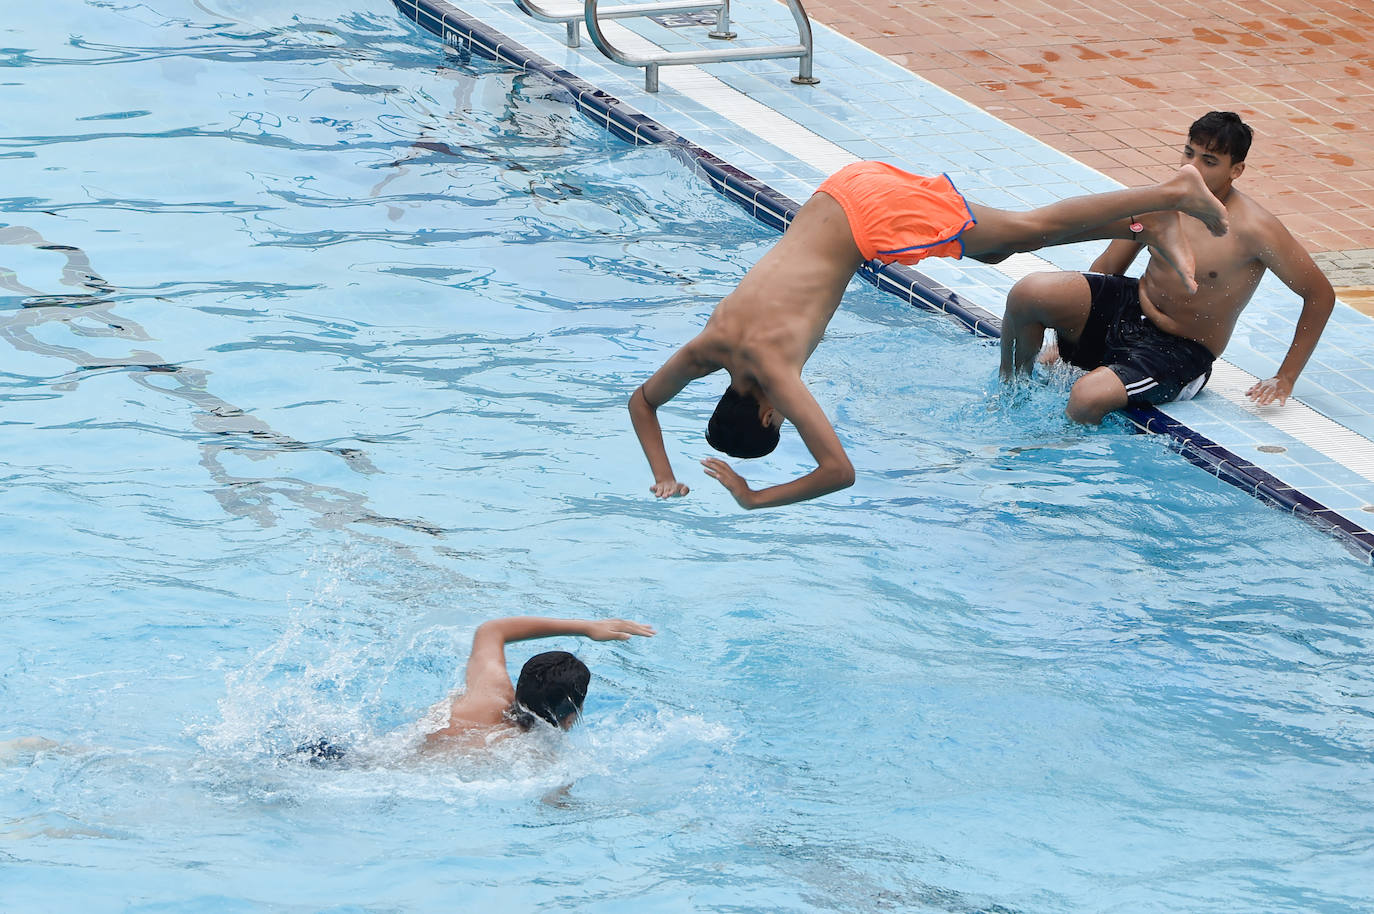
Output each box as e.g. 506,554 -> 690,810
391,0 -> 1374,564
1124,408 -> 1374,561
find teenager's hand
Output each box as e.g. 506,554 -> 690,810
700,458 -> 755,508
650,479 -> 689,498
585,619 -> 657,641
1246,376 -> 1292,406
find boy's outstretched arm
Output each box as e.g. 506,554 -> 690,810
1089,239 -> 1144,276
701,370 -> 854,509
464,617 -> 656,698
1246,218 -> 1334,406
630,340 -> 718,499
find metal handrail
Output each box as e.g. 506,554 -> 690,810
514,0 -> 733,49
583,0 -> 816,92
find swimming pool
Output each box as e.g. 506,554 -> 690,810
3,1 -> 1372,911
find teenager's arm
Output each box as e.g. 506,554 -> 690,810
700,372 -> 854,509
1089,239 -> 1145,276
1247,220 -> 1335,406
630,341 -> 717,498
464,617 -> 655,696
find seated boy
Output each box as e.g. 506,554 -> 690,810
629,160 -> 1230,509
999,111 -> 1333,424
422,616 -> 655,751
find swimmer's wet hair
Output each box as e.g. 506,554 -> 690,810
510,650 -> 590,730
706,387 -> 780,459
1189,111 -> 1253,163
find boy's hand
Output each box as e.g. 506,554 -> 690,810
650,479 -> 690,498
1246,376 -> 1292,406
700,458 -> 754,508
585,619 -> 657,641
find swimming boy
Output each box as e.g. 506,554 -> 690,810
999,112 -> 1334,424
422,616 -> 655,750
630,160 -> 1231,509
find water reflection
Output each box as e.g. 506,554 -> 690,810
0,224 -> 440,535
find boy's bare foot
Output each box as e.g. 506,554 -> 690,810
1137,212 -> 1199,293
1165,164 -> 1229,237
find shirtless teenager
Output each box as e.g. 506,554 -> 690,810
422,616 -> 654,751
999,111 -> 1335,424
630,160 -> 1230,509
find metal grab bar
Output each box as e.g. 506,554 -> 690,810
514,0 -> 733,49
584,0 -> 817,92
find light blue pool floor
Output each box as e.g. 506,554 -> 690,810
401,0 -> 1374,539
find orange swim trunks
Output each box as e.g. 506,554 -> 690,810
815,161 -> 976,265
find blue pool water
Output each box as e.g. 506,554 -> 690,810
3,2 -> 1372,911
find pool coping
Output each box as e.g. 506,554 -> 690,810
391,0 -> 1374,563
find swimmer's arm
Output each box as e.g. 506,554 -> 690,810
1247,221 -> 1335,406
1089,239 -> 1144,276
630,343 -> 716,499
701,373 -> 854,509
465,617 -> 656,695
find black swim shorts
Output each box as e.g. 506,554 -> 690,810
1058,273 -> 1214,406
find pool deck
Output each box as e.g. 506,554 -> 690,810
391,0 -> 1374,559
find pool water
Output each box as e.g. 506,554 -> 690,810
3,2 -> 1372,912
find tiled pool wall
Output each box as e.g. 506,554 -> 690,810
390,0 -> 1374,562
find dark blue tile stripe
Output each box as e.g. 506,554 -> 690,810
1121,407 -> 1374,559
390,0 -> 1374,562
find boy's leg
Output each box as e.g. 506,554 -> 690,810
1000,272 -> 1094,378
961,166 -> 1226,290
968,164 -> 1227,250
973,207 -> 1200,293
1066,368 -> 1129,424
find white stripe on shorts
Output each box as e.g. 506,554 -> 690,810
1124,376 -> 1158,394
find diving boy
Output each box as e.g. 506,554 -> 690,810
422,616 -> 655,750
630,160 -> 1231,509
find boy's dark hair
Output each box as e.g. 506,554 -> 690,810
1188,111 -> 1253,163
510,650 -> 590,729
706,387 -> 780,459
